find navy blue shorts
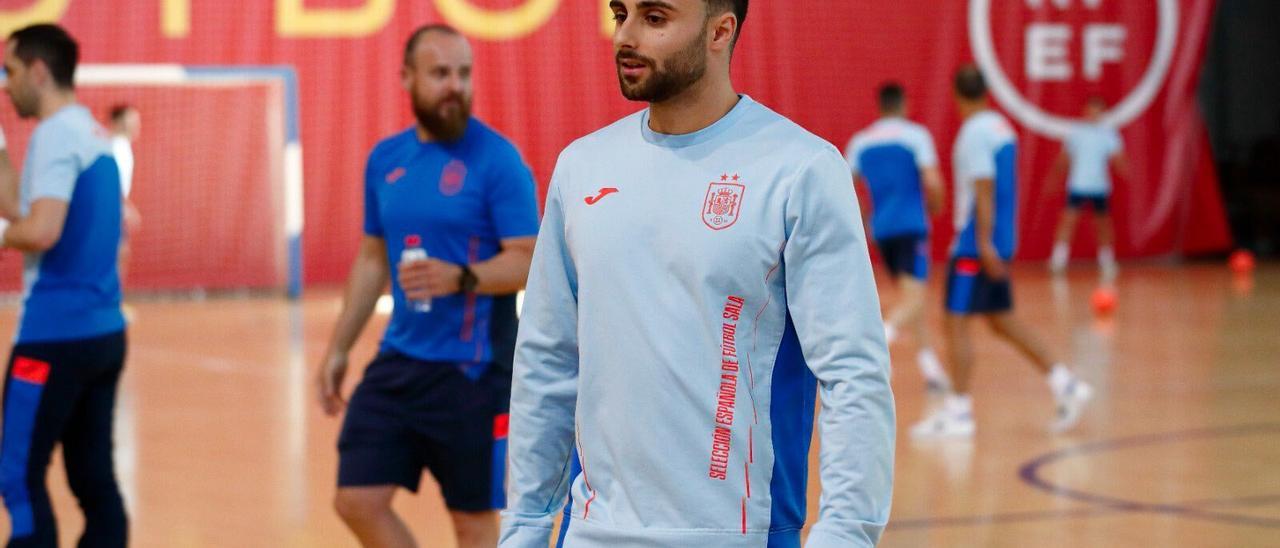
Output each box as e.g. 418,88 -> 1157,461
1067,193 -> 1110,213
945,257 -> 1013,315
337,351 -> 510,511
876,234 -> 929,280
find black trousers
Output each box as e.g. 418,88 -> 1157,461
0,331 -> 127,548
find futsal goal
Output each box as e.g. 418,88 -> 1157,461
0,64 -> 304,298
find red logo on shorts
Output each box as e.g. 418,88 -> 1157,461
440,159 -> 467,196
493,413 -> 510,440
12,357 -> 50,385
703,176 -> 745,231
956,258 -> 982,276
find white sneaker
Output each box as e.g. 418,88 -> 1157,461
911,406 -> 975,439
1100,260 -> 1119,283
1050,256 -> 1067,275
917,350 -> 952,395
1051,379 -> 1095,433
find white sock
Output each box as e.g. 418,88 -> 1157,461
884,323 -> 898,345
1048,364 -> 1073,396
917,348 -> 946,379
945,393 -> 973,415
1051,242 -> 1070,266
1099,246 -> 1116,266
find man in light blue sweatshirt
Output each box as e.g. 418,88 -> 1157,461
501,1 -> 896,546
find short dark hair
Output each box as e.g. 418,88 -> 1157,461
706,0 -> 748,45
403,24 -> 460,68
954,64 -> 987,101
109,103 -> 135,123
878,82 -> 905,113
9,24 -> 78,90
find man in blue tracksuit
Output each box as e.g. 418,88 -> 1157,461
0,24 -> 128,547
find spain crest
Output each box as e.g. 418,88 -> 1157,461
439,159 -> 468,196
702,179 -> 745,231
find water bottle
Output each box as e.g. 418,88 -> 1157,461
400,234 -> 432,312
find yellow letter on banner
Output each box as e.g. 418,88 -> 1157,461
0,0 -> 71,38
162,0 -> 190,38
433,0 -> 560,41
601,0 -> 612,37
277,0 -> 395,38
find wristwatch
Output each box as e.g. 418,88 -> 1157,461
458,264 -> 478,293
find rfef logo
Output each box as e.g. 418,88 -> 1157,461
968,0 -> 1178,137
703,177 -> 745,231
439,159 -> 467,196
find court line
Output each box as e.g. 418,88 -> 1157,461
893,424 -> 1280,531
891,492 -> 1280,530
1018,423 -> 1280,529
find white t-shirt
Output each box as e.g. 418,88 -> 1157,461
1064,123 -> 1122,196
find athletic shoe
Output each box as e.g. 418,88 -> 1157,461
911,406 -> 975,439
1051,378 -> 1094,433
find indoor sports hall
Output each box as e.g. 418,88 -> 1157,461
0,2 -> 1275,547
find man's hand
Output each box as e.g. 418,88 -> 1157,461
399,258 -> 463,301
316,353 -> 350,416
979,243 -> 1007,280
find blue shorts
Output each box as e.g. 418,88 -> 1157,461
1067,193 -> 1110,213
945,257 -> 1013,315
876,234 -> 929,280
337,351 -> 510,511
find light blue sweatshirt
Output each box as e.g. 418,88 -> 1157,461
502,96 -> 895,548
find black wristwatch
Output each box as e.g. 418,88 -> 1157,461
458,264 -> 478,293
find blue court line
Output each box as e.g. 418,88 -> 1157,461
893,424 -> 1280,531
891,493 -> 1280,530
1017,423 -> 1280,529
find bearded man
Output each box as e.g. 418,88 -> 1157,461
501,1 -> 895,546
315,24 -> 539,548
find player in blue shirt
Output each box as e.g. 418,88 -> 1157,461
502,1 -> 894,546
911,66 -> 1093,439
315,25 -> 539,548
0,25 -> 128,547
1048,97 -> 1129,280
845,82 -> 950,394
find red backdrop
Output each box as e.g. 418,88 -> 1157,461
2,0 -> 1228,286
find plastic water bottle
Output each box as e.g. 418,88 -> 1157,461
400,234 -> 432,312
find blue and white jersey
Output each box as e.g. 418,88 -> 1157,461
364,118 -> 539,365
951,110 -> 1018,260
1064,123 -> 1122,196
502,96 -> 895,548
844,117 -> 938,239
17,105 -> 124,344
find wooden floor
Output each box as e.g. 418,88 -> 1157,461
0,263 -> 1276,547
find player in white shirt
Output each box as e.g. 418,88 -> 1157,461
1047,97 -> 1129,280
502,1 -> 894,546
109,104 -> 140,286
911,66 -> 1093,439
844,82 -> 950,393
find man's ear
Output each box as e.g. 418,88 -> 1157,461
708,12 -> 738,55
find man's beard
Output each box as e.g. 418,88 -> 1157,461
616,27 -> 708,103
413,93 -> 471,142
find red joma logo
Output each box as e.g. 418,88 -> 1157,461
585,187 -> 619,205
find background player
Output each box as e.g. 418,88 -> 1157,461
0,24 -> 129,547
502,1 -> 894,546
1047,96 -> 1129,280
911,66 -> 1092,439
108,104 -> 141,287
314,24 -> 539,548
845,81 -> 950,393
